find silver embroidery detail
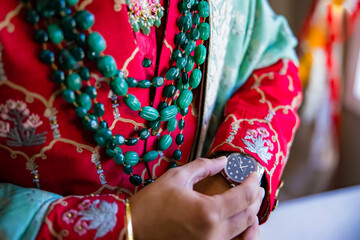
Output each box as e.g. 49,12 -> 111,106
78,200 -> 118,239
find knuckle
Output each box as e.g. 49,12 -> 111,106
243,185 -> 258,206
245,208 -> 256,226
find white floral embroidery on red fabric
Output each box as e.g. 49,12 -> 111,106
242,127 -> 273,164
0,100 -> 47,146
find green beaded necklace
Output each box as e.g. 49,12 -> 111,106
20,0 -> 210,187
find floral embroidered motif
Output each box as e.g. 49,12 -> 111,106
226,120 -> 241,143
62,209 -> 78,224
242,127 -> 273,164
77,200 -> 118,239
74,220 -> 88,236
0,100 -> 47,147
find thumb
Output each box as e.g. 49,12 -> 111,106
179,156 -> 227,187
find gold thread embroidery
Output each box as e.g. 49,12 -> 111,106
44,218 -> 69,240
152,155 -> 171,178
110,116 -> 146,131
93,184 -> 134,196
121,47 -> 139,77
77,0 -> 93,10
163,39 -> 173,54
0,3 -> 23,33
113,0 -> 126,12
134,168 -> 148,193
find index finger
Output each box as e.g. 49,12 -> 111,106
214,172 -> 262,219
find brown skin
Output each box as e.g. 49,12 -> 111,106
130,157 -> 264,240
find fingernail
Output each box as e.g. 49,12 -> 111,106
261,187 -> 265,199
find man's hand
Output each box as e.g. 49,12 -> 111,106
130,157 -> 264,240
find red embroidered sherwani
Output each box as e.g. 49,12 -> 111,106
0,0 -> 302,239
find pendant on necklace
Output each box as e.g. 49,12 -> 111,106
127,0 -> 165,35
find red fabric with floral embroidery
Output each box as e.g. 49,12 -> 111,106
0,0 -> 302,239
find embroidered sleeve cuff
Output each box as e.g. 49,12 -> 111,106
36,194 -> 127,239
207,60 -> 302,223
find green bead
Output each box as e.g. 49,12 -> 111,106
143,151 -> 159,163
181,72 -> 189,85
152,76 -> 164,87
129,174 -> 142,186
177,89 -> 193,109
167,118 -> 178,132
158,101 -> 168,111
86,50 -> 100,61
165,67 -> 180,80
124,151 -> 139,166
82,114 -> 98,131
51,70 -> 65,84
178,13 -> 192,32
184,41 -> 196,56
176,133 -> 184,145
154,17 -> 161,27
87,32 -> 107,53
62,89 -> 75,103
198,1 -> 210,18
140,106 -> 159,121
177,79 -> 189,92
130,18 -> 140,32
75,106 -> 87,118
97,55 -> 117,77
70,46 -> 85,61
194,45 -> 207,65
93,102 -> 105,117
26,9 -> 39,24
158,8 -> 164,17
180,107 -> 189,116
139,80 -> 151,88
168,162 -> 178,169
84,86 -> 97,99
114,153 -> 125,165
150,118 -> 161,130
76,33 -> 86,46
142,58 -> 152,68
198,22 -> 210,41
65,72 -> 82,91
47,24 -> 64,44
79,67 -> 90,81
76,93 -> 92,111
123,165 -> 133,175
176,57 -> 187,69
175,32 -> 187,46
110,77 -> 128,96
181,0 -> 192,10
40,50 -> 54,64
184,55 -> 194,72
190,68 -> 202,89
34,29 -> 48,43
126,77 -> 138,88
114,134 -> 125,145
58,49 -> 76,70
125,137 -> 138,146
171,49 -> 183,61
160,105 -> 178,121
192,13 -> 200,26
173,149 -> 182,160
124,94 -> 141,111
106,146 -> 122,158
189,28 -> 200,41
163,85 -> 176,98
98,120 -> 108,129
141,26 -> 151,35
94,128 -> 112,146
158,135 -> 172,151
178,119 -> 185,130
148,18 -> 155,27
138,128 -> 150,140
66,0 -> 79,6
144,179 -> 154,186
75,10 -> 95,30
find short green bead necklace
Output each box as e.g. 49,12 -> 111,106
20,0 -> 210,187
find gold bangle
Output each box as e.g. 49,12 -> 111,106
125,198 -> 134,240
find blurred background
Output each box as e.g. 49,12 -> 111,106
261,0 -> 360,239
268,0 -> 360,200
